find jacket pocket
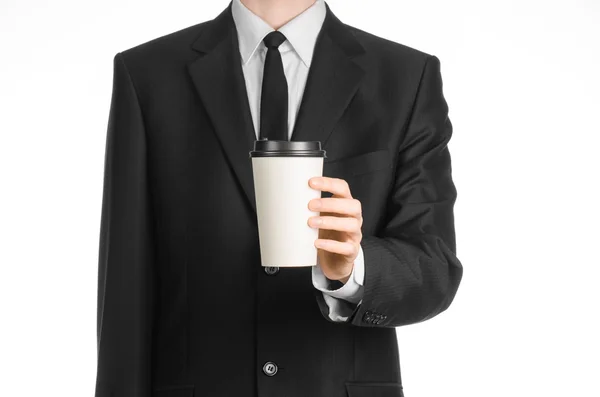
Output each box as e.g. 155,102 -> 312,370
324,149 -> 391,179
152,385 -> 195,397
345,381 -> 404,397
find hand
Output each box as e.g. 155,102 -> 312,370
307,176 -> 363,284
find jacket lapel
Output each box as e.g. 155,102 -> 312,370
290,2 -> 366,145
187,3 -> 258,213
186,1 -> 366,216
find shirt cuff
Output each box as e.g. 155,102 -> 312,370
321,293 -> 360,322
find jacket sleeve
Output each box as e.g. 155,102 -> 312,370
95,52 -> 156,396
314,55 -> 464,328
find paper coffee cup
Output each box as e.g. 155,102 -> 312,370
249,139 -> 327,267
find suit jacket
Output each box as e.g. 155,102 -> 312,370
95,2 -> 464,397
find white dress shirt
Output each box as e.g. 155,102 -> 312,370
231,0 -> 365,321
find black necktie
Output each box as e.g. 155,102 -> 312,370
259,31 -> 288,141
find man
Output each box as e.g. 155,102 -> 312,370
95,0 -> 463,396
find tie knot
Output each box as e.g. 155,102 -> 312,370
263,31 -> 286,49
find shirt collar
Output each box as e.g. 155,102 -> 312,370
231,0 -> 326,68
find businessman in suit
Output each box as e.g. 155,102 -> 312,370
95,0 -> 463,396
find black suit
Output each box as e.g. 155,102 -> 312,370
95,2 -> 463,397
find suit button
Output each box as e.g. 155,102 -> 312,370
264,266 -> 279,275
362,310 -> 374,324
263,361 -> 278,376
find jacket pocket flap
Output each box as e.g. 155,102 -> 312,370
345,381 -> 404,397
324,149 -> 391,178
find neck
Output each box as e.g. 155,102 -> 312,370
240,0 -> 317,30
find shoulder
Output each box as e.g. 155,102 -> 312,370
344,23 -> 434,67
114,19 -> 211,69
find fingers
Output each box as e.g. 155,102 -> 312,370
309,177 -> 352,198
314,239 -> 357,256
307,176 -> 363,238
308,197 -> 362,218
308,215 -> 362,235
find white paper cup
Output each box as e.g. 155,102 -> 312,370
249,140 -> 327,267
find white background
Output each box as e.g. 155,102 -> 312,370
1,0 -> 599,396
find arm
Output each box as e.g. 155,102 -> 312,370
314,55 -> 463,327
95,52 -> 156,396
